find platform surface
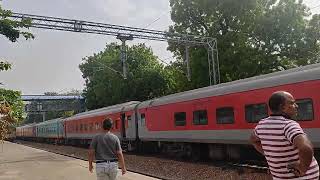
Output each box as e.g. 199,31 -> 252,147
0,141 -> 159,180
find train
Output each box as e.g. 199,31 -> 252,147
16,63 -> 320,160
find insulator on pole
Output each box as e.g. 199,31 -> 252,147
117,34 -> 133,79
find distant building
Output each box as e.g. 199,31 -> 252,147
22,95 -> 85,124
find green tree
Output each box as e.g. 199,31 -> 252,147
80,43 -> 172,109
0,5 -> 33,141
61,89 -> 82,96
44,92 -> 59,96
0,89 -> 25,140
0,5 -> 34,71
44,89 -> 82,96
62,110 -> 74,118
168,0 -> 320,89
163,60 -> 193,93
0,62 -> 11,71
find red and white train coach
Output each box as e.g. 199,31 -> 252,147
15,123 -> 37,140
63,101 -> 140,146
136,63 -> 320,159
15,63 -> 320,160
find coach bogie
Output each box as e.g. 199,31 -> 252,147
226,145 -> 241,161
144,142 -> 210,161
209,144 -> 226,161
159,142 -> 186,158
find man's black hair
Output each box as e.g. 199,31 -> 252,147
103,118 -> 113,130
268,91 -> 287,113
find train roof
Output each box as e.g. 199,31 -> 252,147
138,63 -> 320,109
35,118 -> 63,126
16,123 -> 36,128
64,101 -> 140,122
22,95 -> 84,101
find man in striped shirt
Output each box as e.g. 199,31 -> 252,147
250,91 -> 319,179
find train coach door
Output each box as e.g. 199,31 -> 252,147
120,113 -> 126,139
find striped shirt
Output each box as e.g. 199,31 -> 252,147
254,115 -> 319,180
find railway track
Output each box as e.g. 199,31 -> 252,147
227,162 -> 269,175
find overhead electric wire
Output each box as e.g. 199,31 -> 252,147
158,56 -> 174,66
142,11 -> 170,45
142,11 -> 169,29
141,11 -> 176,66
95,61 -> 123,77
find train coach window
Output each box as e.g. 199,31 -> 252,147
216,107 -> 234,124
296,99 -> 314,121
141,114 -> 146,126
174,112 -> 186,126
193,110 -> 208,125
245,103 -> 268,123
127,116 -> 132,128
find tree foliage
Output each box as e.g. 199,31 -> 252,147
0,5 -> 34,140
44,89 -> 82,96
168,0 -> 320,89
0,89 -> 25,140
0,61 -> 11,71
62,110 -> 75,118
0,6 -> 34,42
80,43 -> 173,110
0,5 -> 34,71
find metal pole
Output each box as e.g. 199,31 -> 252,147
117,34 -> 133,79
216,48 -> 220,84
207,48 -> 212,86
185,46 -> 191,81
211,48 -> 216,85
120,39 -> 127,79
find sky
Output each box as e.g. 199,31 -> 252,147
0,0 -> 319,95
0,0 -> 173,95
